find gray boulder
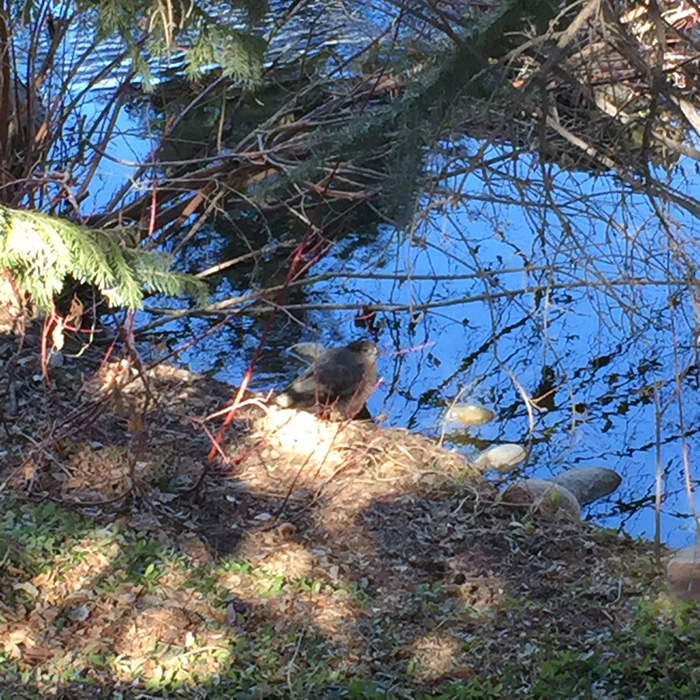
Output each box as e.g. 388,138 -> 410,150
551,466 -> 621,506
667,545 -> 700,601
501,478 -> 581,521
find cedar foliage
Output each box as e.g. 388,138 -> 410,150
78,0 -> 268,82
0,205 -> 208,313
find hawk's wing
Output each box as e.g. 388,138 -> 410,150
285,348 -> 364,404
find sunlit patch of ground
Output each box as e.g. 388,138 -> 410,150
410,632 -> 461,680
0,337 -> 691,698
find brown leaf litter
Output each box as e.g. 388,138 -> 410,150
0,335 -> 667,696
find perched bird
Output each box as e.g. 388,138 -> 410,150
275,339 -> 378,419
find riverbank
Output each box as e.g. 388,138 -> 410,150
0,339 -> 693,699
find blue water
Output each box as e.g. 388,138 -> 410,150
15,3 -> 700,548
106,133 -> 700,549
209,152 -> 700,549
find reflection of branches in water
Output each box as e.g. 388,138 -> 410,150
401,129 -> 700,541
10,0 -> 700,542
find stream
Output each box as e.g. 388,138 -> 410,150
15,1 -> 700,548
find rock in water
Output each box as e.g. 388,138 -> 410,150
550,466 -> 622,505
474,444 -> 528,473
501,479 -> 581,521
288,342 -> 327,364
446,403 -> 495,426
275,339 -> 378,419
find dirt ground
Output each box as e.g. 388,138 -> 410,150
0,330 -> 666,698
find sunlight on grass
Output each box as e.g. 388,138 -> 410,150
1,478 -> 698,697
409,632 -> 460,680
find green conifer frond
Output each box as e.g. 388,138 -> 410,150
186,25 -> 265,82
0,205 -> 207,313
125,249 -> 209,306
77,0 -> 268,83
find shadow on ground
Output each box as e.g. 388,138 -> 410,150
0,333 -> 672,698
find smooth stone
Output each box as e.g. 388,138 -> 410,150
667,545 -> 700,601
501,478 -> 581,521
474,444 -> 528,473
551,466 -> 622,505
446,403 -> 495,427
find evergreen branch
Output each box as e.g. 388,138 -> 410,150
0,205 -> 208,314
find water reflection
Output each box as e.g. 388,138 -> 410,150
160,151 -> 700,549
13,2 -> 700,548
